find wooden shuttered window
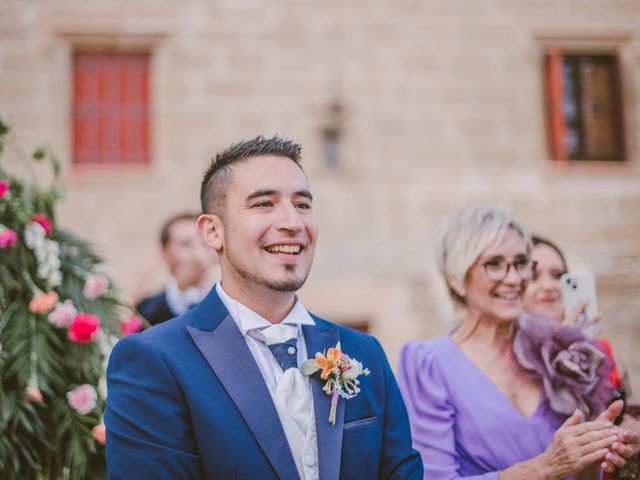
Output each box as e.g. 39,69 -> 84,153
544,50 -> 624,162
73,52 -> 150,165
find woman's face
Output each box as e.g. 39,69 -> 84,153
463,230 -> 531,324
522,243 -> 567,322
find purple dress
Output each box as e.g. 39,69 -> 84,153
398,336 -> 567,480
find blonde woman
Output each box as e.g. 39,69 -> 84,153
398,205 -> 638,479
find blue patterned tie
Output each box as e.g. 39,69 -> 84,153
267,338 -> 298,371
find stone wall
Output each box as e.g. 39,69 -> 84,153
1,0 -> 639,392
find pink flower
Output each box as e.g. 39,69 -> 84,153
0,226 -> 17,249
83,274 -> 110,299
31,213 -> 53,237
66,384 -> 97,415
68,313 -> 101,343
92,423 -> 106,445
48,300 -> 77,328
0,180 -> 9,200
120,315 -> 143,337
25,386 -> 44,403
29,291 -> 59,314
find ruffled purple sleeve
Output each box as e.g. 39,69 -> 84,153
398,341 -> 499,480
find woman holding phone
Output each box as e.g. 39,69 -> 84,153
523,235 -> 639,479
522,235 -> 624,388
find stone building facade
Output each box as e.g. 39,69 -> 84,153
1,0 -> 639,392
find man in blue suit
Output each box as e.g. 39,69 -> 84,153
105,136 -> 422,479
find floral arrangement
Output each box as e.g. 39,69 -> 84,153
513,312 -> 615,421
0,120 -> 142,479
301,342 -> 370,425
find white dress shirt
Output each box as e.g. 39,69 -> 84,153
165,276 -> 206,316
215,283 -> 319,480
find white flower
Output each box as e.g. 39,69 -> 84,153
25,224 -> 62,286
24,223 -> 45,250
342,358 -> 364,379
27,229 -> 62,286
47,239 -> 60,256
49,270 -> 62,287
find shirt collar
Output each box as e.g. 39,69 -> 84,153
165,276 -> 205,315
215,282 -> 315,337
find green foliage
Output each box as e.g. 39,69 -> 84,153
32,148 -> 45,161
0,119 -> 129,479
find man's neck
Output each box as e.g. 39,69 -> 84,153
219,278 -> 297,324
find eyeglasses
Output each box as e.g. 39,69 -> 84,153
480,258 -> 537,282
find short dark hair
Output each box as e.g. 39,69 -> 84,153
531,234 -> 568,271
160,212 -> 198,247
200,135 -> 303,215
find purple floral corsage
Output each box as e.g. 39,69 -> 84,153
513,312 -> 614,420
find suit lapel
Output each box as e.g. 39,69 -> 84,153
186,289 -> 300,480
303,321 -> 344,480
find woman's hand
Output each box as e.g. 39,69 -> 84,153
537,409 -> 616,479
596,400 -> 640,472
562,299 -> 601,329
620,409 -> 640,456
499,402 -> 638,480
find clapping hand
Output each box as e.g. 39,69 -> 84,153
596,400 -> 639,473
539,400 -> 638,478
541,409 -> 617,478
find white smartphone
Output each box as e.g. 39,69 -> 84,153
560,272 -> 598,319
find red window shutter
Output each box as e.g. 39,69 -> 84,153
545,48 -> 567,161
73,52 -> 150,164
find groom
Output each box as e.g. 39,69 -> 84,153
105,136 -> 422,479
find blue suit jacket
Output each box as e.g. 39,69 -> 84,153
135,290 -> 176,326
105,288 -> 422,479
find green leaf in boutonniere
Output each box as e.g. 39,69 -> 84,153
301,359 -> 320,376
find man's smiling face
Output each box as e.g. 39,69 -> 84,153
216,154 -> 318,293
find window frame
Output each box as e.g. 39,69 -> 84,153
543,45 -> 626,163
72,49 -> 151,166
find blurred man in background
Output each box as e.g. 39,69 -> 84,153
135,212 -> 218,326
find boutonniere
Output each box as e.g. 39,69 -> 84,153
301,342 -> 370,425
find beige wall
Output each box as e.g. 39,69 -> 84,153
1,0 -> 639,393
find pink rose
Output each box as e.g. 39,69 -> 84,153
119,315 -> 143,337
83,274 -> 110,299
25,386 -> 44,403
0,226 -> 17,249
29,291 -> 59,314
31,213 -> 53,237
48,300 -> 77,328
92,423 -> 106,445
0,179 -> 9,200
66,384 -> 97,415
68,313 -> 101,343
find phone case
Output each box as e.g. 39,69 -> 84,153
560,273 -> 598,318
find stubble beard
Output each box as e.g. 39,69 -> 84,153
226,245 -> 310,293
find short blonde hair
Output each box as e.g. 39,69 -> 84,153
435,204 -> 529,305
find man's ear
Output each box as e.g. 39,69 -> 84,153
197,214 -> 224,252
